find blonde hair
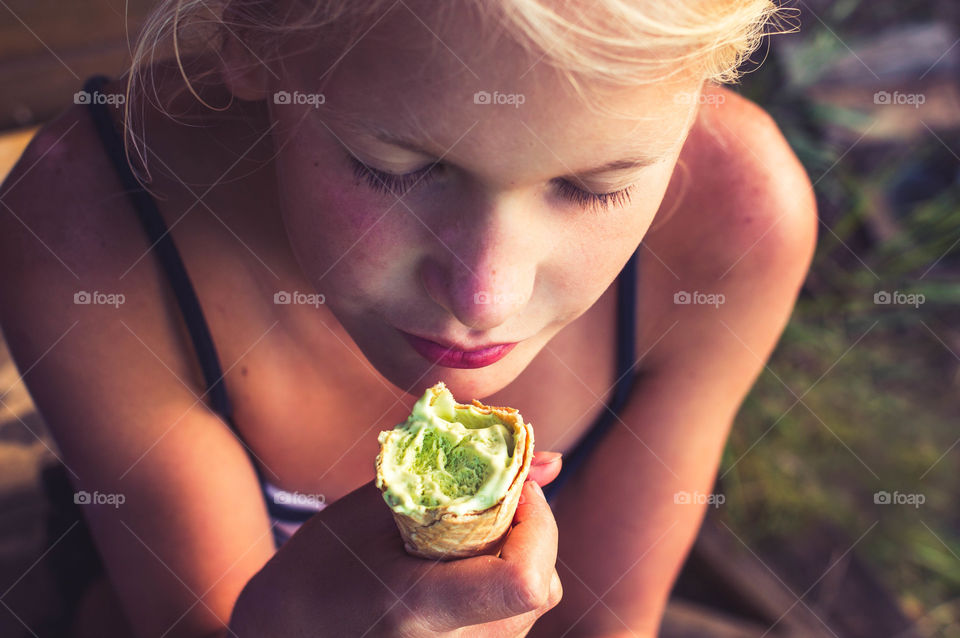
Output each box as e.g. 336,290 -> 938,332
122,0 -> 795,182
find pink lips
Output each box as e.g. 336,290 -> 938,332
400,331 -> 517,368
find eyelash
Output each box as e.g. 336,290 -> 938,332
554,179 -> 633,212
349,156 -> 634,213
350,156 -> 437,196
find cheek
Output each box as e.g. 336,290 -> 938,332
272,124 -> 417,299
324,184 -> 390,252
286,176 -> 412,287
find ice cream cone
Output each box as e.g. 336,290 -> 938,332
375,383 -> 535,560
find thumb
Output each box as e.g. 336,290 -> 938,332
500,480 -> 558,571
406,481 -> 559,629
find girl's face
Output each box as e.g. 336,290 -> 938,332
260,4 -> 701,399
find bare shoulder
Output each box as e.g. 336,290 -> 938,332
0,85 -> 213,425
0,72 -> 270,339
645,83 -> 817,292
636,84 -> 817,382
0,74 -> 185,273
654,84 -> 817,272
0,96 -> 138,315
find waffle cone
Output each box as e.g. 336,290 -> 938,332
376,391 -> 535,560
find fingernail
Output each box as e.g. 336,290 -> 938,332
532,481 -> 544,497
534,452 -> 562,465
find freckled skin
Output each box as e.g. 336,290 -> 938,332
252,4 -> 699,400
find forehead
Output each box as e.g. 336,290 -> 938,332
284,1 -> 700,175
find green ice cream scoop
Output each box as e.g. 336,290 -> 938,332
376,381 -> 528,521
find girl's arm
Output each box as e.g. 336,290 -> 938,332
530,101 -> 819,637
0,107 -> 279,637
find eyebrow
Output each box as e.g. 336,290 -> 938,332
575,155 -> 668,175
356,123 -> 668,176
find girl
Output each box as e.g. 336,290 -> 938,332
0,0 -> 815,636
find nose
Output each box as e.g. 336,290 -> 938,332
418,204 -> 536,333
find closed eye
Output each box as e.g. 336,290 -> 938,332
553,179 -> 633,212
349,155 -> 634,213
349,156 -> 438,196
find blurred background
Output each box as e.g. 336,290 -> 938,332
0,1 -> 958,636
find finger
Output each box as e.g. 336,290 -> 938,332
548,568 -> 563,607
407,482 -> 559,629
500,480 -> 558,583
531,451 -> 562,466
459,570 -> 563,638
528,451 -> 562,487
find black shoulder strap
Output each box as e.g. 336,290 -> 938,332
543,244 -> 640,504
83,74 -> 235,425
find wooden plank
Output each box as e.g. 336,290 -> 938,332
751,523 -> 921,638
1,42 -> 136,129
669,510 -> 920,638
661,600 -> 773,638
670,516 -> 838,637
0,0 -> 156,130
0,125 -> 38,184
0,0 -> 155,59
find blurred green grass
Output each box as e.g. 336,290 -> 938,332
722,2 -> 960,633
